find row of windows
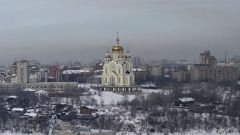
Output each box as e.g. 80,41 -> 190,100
48,89 -> 64,92
198,71 -> 236,76
105,76 -> 135,85
29,86 -> 63,89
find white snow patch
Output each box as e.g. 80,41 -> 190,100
22,88 -> 36,92
1,131 -> 43,135
140,83 -> 156,88
12,108 -> 24,112
24,112 -> 37,117
63,69 -> 90,74
35,90 -> 48,95
141,89 -> 162,94
8,95 -> 17,99
142,88 -> 172,95
117,130 -> 240,135
90,89 -> 135,105
178,97 -> 195,102
78,83 -> 92,89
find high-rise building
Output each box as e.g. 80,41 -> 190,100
17,60 -> 29,84
10,62 -> 17,75
49,64 -> 63,82
200,50 -> 217,66
133,56 -> 144,68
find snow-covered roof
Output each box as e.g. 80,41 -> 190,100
22,88 -> 36,92
24,112 -> 37,117
9,95 -> 17,99
132,68 -> 146,72
140,83 -> 156,87
1,131 -> 44,135
165,75 -> 170,78
29,74 -> 38,79
178,97 -> 195,102
62,69 -> 90,74
94,75 -> 102,78
85,105 -> 96,110
39,68 -> 46,72
12,108 -> 24,112
35,90 -> 48,95
94,70 -> 103,73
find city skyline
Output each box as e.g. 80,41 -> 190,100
0,0 -> 240,64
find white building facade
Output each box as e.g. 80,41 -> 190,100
101,35 -> 135,88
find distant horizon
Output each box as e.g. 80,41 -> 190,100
1,49 -> 237,67
0,0 -> 239,65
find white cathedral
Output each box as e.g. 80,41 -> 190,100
101,34 -> 137,91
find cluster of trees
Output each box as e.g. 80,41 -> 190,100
0,96 -> 49,134
116,82 -> 240,133
0,112 -> 49,134
147,109 -> 240,133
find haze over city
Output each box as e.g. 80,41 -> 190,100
0,0 -> 240,64
1,0 -> 240,135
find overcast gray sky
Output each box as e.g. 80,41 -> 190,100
0,0 -> 240,64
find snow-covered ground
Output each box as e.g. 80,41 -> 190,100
117,130 -> 240,135
141,88 -> 163,94
90,88 -> 135,105
141,88 -> 171,95
78,83 -> 92,88
78,83 -> 173,105
1,132 -> 43,135
50,85 -> 136,105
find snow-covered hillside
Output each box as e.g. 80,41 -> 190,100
89,88 -> 135,105
1,132 -> 43,135
117,130 -> 240,135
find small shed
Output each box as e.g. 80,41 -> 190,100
80,106 -> 97,115
175,97 -> 195,106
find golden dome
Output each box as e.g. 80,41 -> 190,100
112,45 -> 124,53
112,32 -> 124,53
